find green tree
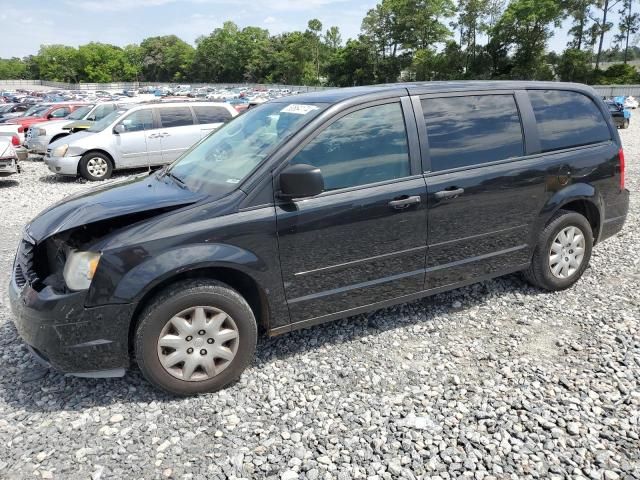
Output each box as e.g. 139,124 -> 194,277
324,26 -> 342,50
77,43 -> 129,82
489,0 -> 562,79
34,45 -> 81,82
307,19 -> 323,83
566,0 -> 596,50
325,38 -> 375,86
555,48 -> 594,82
0,58 -> 28,79
614,0 -> 640,63
139,35 -> 194,82
591,0 -> 623,69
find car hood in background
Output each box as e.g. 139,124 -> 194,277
62,120 -> 93,130
26,173 -> 207,242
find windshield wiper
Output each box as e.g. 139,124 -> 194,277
166,171 -> 187,189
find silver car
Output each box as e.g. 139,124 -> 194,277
45,102 -> 238,180
25,103 -> 120,155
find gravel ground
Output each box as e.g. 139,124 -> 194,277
0,123 -> 638,480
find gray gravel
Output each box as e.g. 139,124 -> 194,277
0,122 -> 638,480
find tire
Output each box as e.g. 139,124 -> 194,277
134,279 -> 257,396
79,152 -> 113,181
523,209 -> 593,291
622,119 -> 630,129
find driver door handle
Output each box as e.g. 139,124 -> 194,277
434,188 -> 465,199
388,195 -> 421,209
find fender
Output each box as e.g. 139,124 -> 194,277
91,243 -> 265,305
532,182 -> 604,245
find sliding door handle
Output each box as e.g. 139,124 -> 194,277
388,195 -> 421,209
434,188 -> 464,199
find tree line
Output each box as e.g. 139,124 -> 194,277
1,0 -> 639,87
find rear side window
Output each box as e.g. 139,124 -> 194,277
193,106 -> 232,124
50,107 -> 71,118
159,107 -> 194,127
290,102 -> 410,191
529,90 -> 610,152
422,95 -> 524,171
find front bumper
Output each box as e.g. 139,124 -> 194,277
44,154 -> 81,176
0,157 -> 19,176
8,268 -> 133,376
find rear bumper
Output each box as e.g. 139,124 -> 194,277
25,138 -> 47,154
8,271 -> 133,376
0,157 -> 19,176
599,189 -> 630,242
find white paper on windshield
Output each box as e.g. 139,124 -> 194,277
280,104 -> 319,115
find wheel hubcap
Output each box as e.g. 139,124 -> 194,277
87,157 -> 108,178
157,306 -> 239,382
549,226 -> 585,279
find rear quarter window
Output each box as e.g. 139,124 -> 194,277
159,107 -> 194,128
528,90 -> 611,152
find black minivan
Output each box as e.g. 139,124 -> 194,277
9,82 -> 629,395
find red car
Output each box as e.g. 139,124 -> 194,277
6,103 -> 89,134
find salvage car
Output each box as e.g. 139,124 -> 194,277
606,100 -> 631,129
9,82 -> 629,395
25,103 -> 120,155
45,102 -> 237,180
5,103 -> 89,142
0,103 -> 30,123
0,135 -> 20,177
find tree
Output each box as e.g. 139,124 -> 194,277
34,45 -> 81,82
139,35 -> 194,82
489,0 -> 563,79
592,0 -> 623,69
566,0 -> 596,50
614,0 -> 640,63
324,26 -> 342,50
0,58 -> 28,79
307,19 -> 323,83
77,43 -> 130,82
325,38 -> 375,86
554,48 -> 594,82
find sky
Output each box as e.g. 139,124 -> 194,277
0,0 -> 626,59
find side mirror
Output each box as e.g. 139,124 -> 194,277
113,124 -> 125,134
86,116 -> 95,121
278,163 -> 324,199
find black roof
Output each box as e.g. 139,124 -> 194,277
274,81 -> 594,105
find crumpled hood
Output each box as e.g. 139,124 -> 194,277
26,173 -> 207,243
63,120 -> 93,130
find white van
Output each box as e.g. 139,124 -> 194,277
45,102 -> 238,180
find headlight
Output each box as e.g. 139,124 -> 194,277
63,250 -> 101,291
51,144 -> 68,157
38,128 -> 46,136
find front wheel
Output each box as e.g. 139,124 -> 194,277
79,152 -> 113,181
135,280 -> 257,395
524,210 -> 593,291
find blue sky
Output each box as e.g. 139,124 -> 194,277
0,0 -> 625,58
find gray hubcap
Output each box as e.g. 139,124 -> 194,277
549,226 -> 585,279
86,157 -> 108,178
157,306 -> 239,382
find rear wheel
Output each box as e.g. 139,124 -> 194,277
135,280 -> 257,395
79,152 -> 112,181
622,119 -> 630,129
524,210 -> 593,291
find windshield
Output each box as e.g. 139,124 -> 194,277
67,105 -> 94,120
24,104 -> 48,116
87,107 -> 130,132
167,101 -> 327,194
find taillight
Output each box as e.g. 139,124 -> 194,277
619,147 -> 625,190
11,135 -> 19,146
17,126 -> 24,133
